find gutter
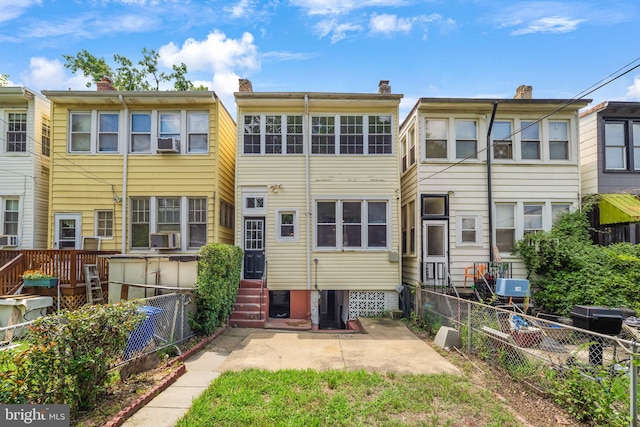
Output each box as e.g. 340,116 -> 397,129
305,94 -> 311,291
486,102 -> 498,262
119,95 -> 129,254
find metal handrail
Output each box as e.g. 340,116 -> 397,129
260,259 -> 267,321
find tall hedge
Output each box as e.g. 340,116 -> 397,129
189,243 -> 243,335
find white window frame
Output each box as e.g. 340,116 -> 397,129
307,115 -> 394,156
313,198 -> 391,251
69,111 -> 93,153
94,210 -> 113,239
455,119 -> 478,159
6,111 -> 28,153
68,111 -> 123,154
456,212 -> 482,246
548,120 -> 569,160
492,120 -> 513,160
188,197 -> 207,249
242,194 -> 267,215
98,112 -> 120,153
187,112 -> 209,153
242,114 -> 306,155
425,118 -> 448,160
276,209 -> 299,242
2,197 -> 20,236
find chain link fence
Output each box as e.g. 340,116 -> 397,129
415,288 -> 640,427
0,292 -> 195,365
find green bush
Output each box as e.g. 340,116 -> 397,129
514,206 -> 640,316
189,243 -> 243,335
0,301 -> 144,416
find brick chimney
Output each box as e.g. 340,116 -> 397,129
514,85 -> 532,99
96,76 -> 116,91
378,80 -> 391,94
239,78 -> 253,92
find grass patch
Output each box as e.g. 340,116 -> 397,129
177,369 -> 521,427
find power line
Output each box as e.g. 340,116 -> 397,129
417,56 -> 640,182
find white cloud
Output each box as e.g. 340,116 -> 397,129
20,57 -> 91,91
0,0 -> 41,24
24,14 -> 158,39
224,0 -> 256,18
315,19 -> 363,42
290,0 -> 408,16
369,13 -> 441,35
511,16 -> 583,35
625,76 -> 640,100
158,31 -> 260,74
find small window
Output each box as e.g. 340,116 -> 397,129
70,112 -> 91,152
98,113 -> 119,152
422,195 -> 447,217
409,128 -> 416,165
493,121 -> 512,159
188,198 -> 207,248
455,120 -> 477,159
7,112 -> 27,152
95,210 -> 113,237
425,119 -> 447,159
3,199 -> 19,235
131,113 -> 151,153
41,116 -> 51,157
521,121 -> 540,160
457,213 -> 481,246
401,136 -> 408,172
549,121 -> 568,160
276,209 -> 298,241
188,112 -> 208,153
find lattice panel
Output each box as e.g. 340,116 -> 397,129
349,291 -> 386,319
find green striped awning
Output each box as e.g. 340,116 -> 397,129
599,194 -> 640,225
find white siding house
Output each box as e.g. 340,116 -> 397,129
400,87 -> 590,289
235,80 -> 403,329
0,87 -> 51,249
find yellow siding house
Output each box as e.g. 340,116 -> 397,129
234,80 -> 403,329
42,82 -> 236,254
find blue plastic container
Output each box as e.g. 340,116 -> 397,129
124,305 -> 163,359
495,278 -> 530,297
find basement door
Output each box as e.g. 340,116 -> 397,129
422,219 -> 449,286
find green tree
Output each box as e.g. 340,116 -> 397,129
0,74 -> 9,86
63,48 -> 206,91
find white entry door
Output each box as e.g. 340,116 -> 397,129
54,213 -> 82,249
422,220 -> 449,285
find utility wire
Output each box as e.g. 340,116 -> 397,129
418,56 -> 640,182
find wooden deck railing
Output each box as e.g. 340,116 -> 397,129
0,250 -> 119,295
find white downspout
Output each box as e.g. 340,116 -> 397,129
119,95 -> 129,254
305,94 -> 311,293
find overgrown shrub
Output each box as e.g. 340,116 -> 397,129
0,301 -> 144,416
514,207 -> 640,315
189,243 -> 243,335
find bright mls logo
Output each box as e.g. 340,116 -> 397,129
1,405 -> 69,426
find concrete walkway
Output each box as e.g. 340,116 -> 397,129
122,318 -> 460,427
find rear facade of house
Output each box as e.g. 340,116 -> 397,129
400,86 -> 590,289
235,80 -> 403,329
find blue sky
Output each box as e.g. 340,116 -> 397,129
2,0 -> 640,119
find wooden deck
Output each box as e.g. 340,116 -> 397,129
0,250 -> 118,296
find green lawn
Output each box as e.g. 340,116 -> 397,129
177,369 -> 521,427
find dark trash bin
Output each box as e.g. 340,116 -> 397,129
124,305 -> 163,359
570,305 -> 622,365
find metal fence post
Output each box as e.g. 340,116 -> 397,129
467,300 -> 472,354
632,342 -> 638,427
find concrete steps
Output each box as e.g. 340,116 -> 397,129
229,280 -> 268,328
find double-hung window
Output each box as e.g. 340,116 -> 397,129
523,204 -> 543,235
457,213 -> 481,245
3,199 -> 19,235
521,121 -> 540,160
340,116 -> 364,154
159,113 -> 180,142
243,115 -> 261,154
98,113 -> 119,152
42,116 -> 51,156
70,112 -> 91,152
276,209 -> 298,241
286,116 -> 304,154
455,120 -> 477,159
549,121 -> 569,160
603,120 -> 640,171
425,119 -> 447,159
311,116 -> 336,154
188,198 -> 207,248
131,113 -> 151,153
495,203 -> 515,253
493,121 -> 513,159
187,112 -> 208,153
7,113 -> 27,152
368,115 -> 392,154
316,199 -> 388,250
157,197 -> 181,232
265,115 -> 283,154
131,197 -> 150,248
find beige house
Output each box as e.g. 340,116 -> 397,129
234,80 -> 403,329
400,86 -> 590,289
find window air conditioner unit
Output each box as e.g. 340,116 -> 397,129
149,232 -> 180,249
157,137 -> 180,153
0,235 -> 18,247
